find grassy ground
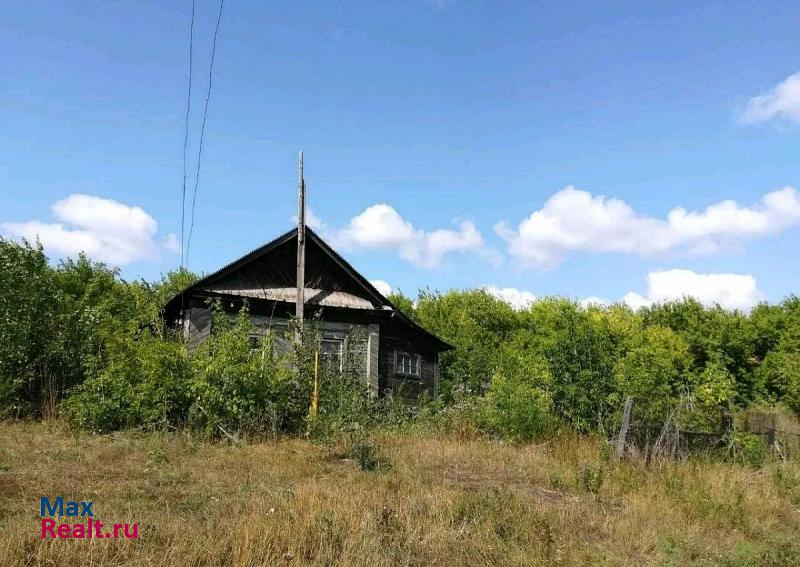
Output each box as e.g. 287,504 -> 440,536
1,421 -> 800,566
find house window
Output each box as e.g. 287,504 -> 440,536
320,338 -> 344,372
395,351 -> 420,377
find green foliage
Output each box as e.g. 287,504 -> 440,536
757,321 -> 800,413
613,326 -> 691,422
642,299 -> 760,404
386,291 -> 416,321
577,463 -> 604,494
0,238 -> 57,416
524,299 -> 616,431
415,289 -> 517,395
307,325 -> 377,440
188,305 -> 302,439
409,288 -> 800,434
5,234 -> 800,445
348,437 -> 389,471
728,432 -> 769,468
482,372 -> 557,441
0,238 -> 200,419
63,333 -> 191,432
689,360 -> 738,429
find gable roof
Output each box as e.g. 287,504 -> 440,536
163,226 -> 452,351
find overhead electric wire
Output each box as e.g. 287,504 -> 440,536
185,0 -> 225,267
180,0 -> 196,268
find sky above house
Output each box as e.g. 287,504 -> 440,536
2,0 -> 800,311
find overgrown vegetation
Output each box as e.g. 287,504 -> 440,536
0,238 -> 196,420
4,238 -> 800,564
3,237 -> 800,447
1,421 -> 799,565
401,289 -> 800,437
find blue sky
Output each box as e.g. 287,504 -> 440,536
2,0 -> 800,310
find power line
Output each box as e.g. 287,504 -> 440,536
185,0 -> 225,267
180,0 -> 196,268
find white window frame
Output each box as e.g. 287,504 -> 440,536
394,351 -> 421,377
320,337 -> 345,372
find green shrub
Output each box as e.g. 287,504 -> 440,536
349,437 -> 388,471
187,307 -> 302,439
482,372 -> 558,442
63,333 -> 191,432
729,432 -> 769,468
307,326 -> 376,441
0,238 -> 198,419
577,463 -> 604,494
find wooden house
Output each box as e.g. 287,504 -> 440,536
163,227 -> 451,398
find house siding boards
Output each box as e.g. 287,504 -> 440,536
379,336 -> 437,399
164,227 -> 450,399
244,315 -> 374,382
184,307 -> 212,352
366,324 -> 380,396
185,310 -> 385,395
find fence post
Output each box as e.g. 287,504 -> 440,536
766,427 -> 775,451
617,397 -> 634,458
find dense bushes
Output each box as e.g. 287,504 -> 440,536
3,238 -> 800,444
404,289 -> 800,433
63,333 -> 191,432
188,308 -> 306,438
0,238 -> 196,420
0,239 -> 57,416
481,372 -> 558,441
64,305 -> 315,439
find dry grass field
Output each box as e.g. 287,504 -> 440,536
1,421 -> 800,566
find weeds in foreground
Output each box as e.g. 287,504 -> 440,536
1,421 -> 799,566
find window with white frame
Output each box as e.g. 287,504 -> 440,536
320,337 -> 344,372
395,351 -> 420,377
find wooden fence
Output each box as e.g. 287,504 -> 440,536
614,403 -> 800,461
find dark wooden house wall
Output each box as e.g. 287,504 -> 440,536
184,305 -> 437,400
378,335 -> 438,399
184,307 -> 213,352
183,308 -> 382,395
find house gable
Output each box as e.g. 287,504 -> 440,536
163,227 -> 452,353
202,229 -> 383,309
166,227 -> 387,312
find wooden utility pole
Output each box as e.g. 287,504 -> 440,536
296,151 -> 306,327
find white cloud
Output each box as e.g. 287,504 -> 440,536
580,296 -> 610,308
485,285 -> 537,310
1,194 -> 177,266
369,279 -> 392,297
484,269 -> 762,312
496,185 -> 800,268
293,207 -> 326,232
741,72 -> 800,124
162,233 -> 181,254
327,204 -> 486,269
620,292 -> 650,311
485,286 -> 615,310
622,269 -> 763,312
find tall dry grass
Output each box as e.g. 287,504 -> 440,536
1,421 -> 799,566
